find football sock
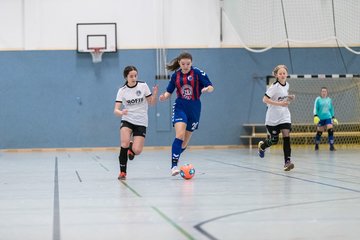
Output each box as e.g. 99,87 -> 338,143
283,137 -> 291,163
171,138 -> 183,168
315,131 -> 322,144
328,128 -> 334,145
119,147 -> 128,173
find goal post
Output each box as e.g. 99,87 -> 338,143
266,74 -> 360,145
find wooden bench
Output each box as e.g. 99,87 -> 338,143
240,123 -> 360,148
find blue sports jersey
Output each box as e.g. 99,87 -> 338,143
166,67 -> 212,101
166,66 -> 212,131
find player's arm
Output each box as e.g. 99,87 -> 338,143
159,91 -> 172,101
197,68 -> 214,93
159,75 -> 175,101
201,85 -> 214,93
329,98 -> 335,118
287,94 -> 295,101
313,97 -> 320,124
329,98 -> 338,124
114,101 -> 127,116
146,85 -> 158,106
263,95 -> 289,107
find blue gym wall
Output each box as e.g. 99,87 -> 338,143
0,48 -> 359,149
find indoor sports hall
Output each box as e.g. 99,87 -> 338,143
1,1 -> 360,240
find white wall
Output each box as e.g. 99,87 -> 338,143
0,0 -> 24,49
0,0 -> 222,50
0,0 -> 359,50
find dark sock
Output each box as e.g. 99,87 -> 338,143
262,138 -> 272,150
328,128 -> 334,145
283,137 -> 291,163
171,138 -> 183,168
119,147 -> 128,173
315,131 -> 322,144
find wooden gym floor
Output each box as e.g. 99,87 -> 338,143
0,145 -> 359,240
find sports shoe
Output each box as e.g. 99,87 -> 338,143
258,141 -> 265,158
128,141 -> 135,160
330,145 -> 336,151
118,172 -> 126,180
315,144 -> 319,151
284,160 -> 294,171
171,166 -> 180,176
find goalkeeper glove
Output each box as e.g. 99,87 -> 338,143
332,118 -> 339,125
314,116 -> 320,124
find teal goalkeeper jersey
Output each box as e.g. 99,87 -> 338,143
313,96 -> 334,120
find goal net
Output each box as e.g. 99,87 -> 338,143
267,75 -> 360,145
223,0 -> 360,54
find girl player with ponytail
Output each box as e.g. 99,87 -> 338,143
159,52 -> 214,176
114,66 -> 158,180
258,65 -> 295,171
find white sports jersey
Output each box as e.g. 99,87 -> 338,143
264,81 -> 291,126
115,81 -> 152,127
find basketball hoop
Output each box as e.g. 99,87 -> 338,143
90,48 -> 104,63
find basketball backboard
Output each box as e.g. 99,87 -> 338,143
76,23 -> 117,53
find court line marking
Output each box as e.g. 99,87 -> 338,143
194,196 -> 360,240
197,149 -> 360,183
98,163 -> 109,172
119,180 -> 195,240
208,159 -> 360,193
53,157 -> 61,240
75,170 -> 82,182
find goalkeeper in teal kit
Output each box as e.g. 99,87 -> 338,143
313,87 -> 338,151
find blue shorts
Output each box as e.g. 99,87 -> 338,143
318,118 -> 332,127
172,99 -> 201,132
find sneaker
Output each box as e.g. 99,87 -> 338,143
118,172 -> 126,180
128,141 -> 135,160
171,166 -> 180,176
284,160 -> 294,171
330,145 -> 336,151
315,144 -> 319,151
258,141 -> 265,158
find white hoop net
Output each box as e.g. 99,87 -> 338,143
90,48 -> 104,63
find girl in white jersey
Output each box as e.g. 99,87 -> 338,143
258,65 -> 295,171
114,66 -> 158,180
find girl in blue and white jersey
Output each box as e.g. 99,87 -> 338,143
159,52 -> 214,176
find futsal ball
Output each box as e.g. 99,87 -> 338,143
180,164 -> 195,180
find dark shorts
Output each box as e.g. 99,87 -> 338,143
266,123 -> 292,136
172,100 -> 201,132
318,118 -> 332,127
120,121 -> 146,137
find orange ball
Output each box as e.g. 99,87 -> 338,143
180,164 -> 195,180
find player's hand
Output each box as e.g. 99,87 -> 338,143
159,94 -> 166,102
287,94 -> 295,101
281,101 -> 289,107
121,109 -> 128,115
152,85 -> 159,95
314,116 -> 320,124
201,86 -> 214,93
201,87 -> 209,93
332,118 -> 339,125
